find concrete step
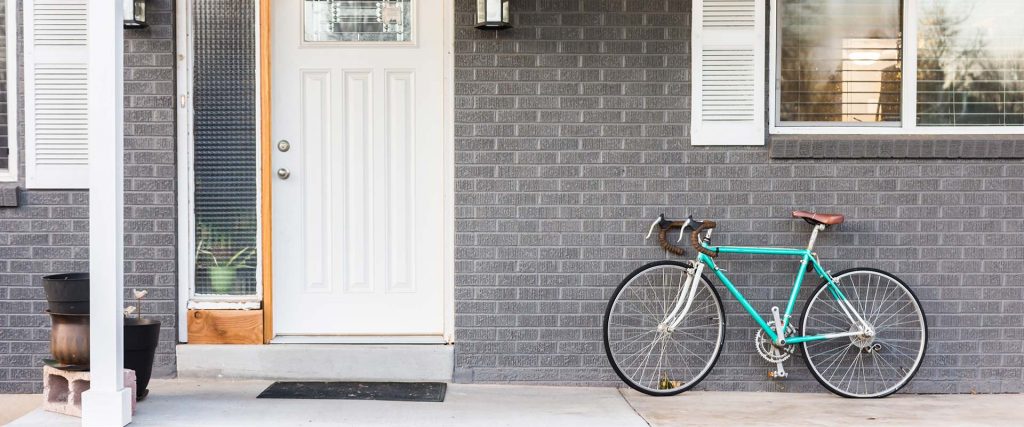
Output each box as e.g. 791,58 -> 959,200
176,344 -> 453,382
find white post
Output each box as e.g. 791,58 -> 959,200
81,0 -> 132,425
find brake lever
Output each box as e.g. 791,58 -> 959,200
676,219 -> 691,242
645,214 -> 665,240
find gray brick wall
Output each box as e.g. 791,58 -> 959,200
453,0 -> 1024,393
0,0 -> 177,393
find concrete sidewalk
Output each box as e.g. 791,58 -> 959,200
621,389 -> 1022,426
0,394 -> 40,426
8,380 -> 1022,426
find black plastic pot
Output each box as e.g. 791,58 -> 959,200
42,273 -> 90,314
124,318 -> 161,400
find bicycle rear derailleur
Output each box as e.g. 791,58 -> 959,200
755,321 -> 796,379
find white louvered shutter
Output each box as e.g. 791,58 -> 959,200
25,0 -> 89,189
691,0 -> 765,146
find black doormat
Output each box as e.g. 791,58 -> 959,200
257,381 -> 446,402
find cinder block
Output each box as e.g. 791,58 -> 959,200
42,366 -> 136,417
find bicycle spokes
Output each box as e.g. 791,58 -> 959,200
604,262 -> 725,396
801,269 -> 927,398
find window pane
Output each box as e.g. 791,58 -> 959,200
778,0 -> 903,124
304,0 -> 412,42
917,1 -> 1024,126
192,0 -> 259,296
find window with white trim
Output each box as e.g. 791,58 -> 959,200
772,0 -> 1024,133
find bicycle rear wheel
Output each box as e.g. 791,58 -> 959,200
801,268 -> 927,398
603,260 -> 725,396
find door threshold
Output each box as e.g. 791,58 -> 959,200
270,335 -> 448,345
177,344 -> 453,381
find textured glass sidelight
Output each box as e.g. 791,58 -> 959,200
192,0 -> 259,296
304,0 -> 413,42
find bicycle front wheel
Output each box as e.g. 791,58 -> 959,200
603,260 -> 725,396
801,268 -> 927,398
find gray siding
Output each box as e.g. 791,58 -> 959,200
0,0 -> 177,393
452,0 -> 1023,393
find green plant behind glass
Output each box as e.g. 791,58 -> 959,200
196,223 -> 256,269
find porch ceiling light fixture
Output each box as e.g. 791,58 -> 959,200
476,0 -> 512,30
124,0 -> 148,29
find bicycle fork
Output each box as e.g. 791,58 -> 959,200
658,262 -> 706,333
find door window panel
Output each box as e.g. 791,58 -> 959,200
304,0 -> 413,42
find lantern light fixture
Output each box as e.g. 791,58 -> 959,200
476,0 -> 511,30
124,0 -> 148,29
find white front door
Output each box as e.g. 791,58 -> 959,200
272,0 -> 445,337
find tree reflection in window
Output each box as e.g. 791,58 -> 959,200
918,1 -> 1024,126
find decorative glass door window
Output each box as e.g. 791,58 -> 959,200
304,0 -> 412,42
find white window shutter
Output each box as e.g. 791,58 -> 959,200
24,0 -> 90,189
691,0 -> 765,146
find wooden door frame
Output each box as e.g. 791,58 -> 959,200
260,0 -> 273,343
259,0 -> 456,344
176,0 -> 265,344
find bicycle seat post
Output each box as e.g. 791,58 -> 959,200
806,224 -> 825,251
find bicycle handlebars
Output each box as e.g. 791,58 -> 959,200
646,214 -> 689,256
689,220 -> 719,258
647,214 -> 719,258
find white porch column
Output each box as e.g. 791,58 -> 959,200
81,0 -> 132,425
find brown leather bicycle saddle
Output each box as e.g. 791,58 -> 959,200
792,210 -> 844,226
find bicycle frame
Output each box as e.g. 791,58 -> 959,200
675,232 -> 873,346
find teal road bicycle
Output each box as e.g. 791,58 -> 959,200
603,211 -> 927,398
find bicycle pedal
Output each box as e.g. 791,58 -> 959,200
768,360 -> 788,379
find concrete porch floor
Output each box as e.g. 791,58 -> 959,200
7,380 -> 1022,426
0,394 -> 40,425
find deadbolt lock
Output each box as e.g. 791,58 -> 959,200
277,140 -> 291,152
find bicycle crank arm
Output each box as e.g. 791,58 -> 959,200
772,361 -> 788,379
771,306 -> 785,345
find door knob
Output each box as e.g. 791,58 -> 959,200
277,168 -> 291,180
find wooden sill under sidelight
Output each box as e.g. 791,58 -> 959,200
187,309 -> 264,344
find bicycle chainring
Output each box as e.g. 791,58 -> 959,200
754,323 -> 797,364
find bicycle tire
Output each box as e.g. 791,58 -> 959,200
800,268 -> 928,398
603,260 -> 726,396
